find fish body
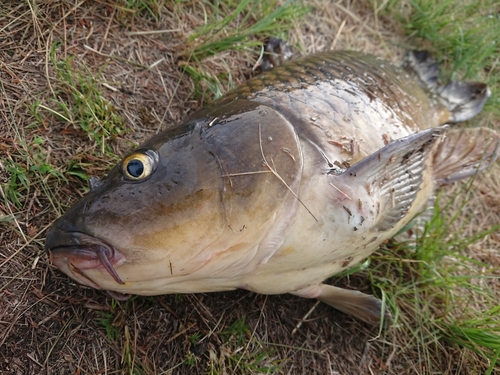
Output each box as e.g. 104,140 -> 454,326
46,51 -> 499,323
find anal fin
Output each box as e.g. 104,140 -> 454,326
432,127 -> 500,185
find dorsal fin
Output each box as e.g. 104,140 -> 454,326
404,50 -> 490,123
336,127 -> 446,231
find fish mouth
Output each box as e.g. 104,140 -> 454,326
47,231 -> 127,290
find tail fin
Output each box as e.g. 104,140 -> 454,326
432,127 -> 500,185
404,51 -> 490,123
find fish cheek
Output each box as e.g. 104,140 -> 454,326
129,187 -> 226,264
86,145 -> 225,266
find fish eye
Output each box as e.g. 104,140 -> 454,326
121,150 -> 158,181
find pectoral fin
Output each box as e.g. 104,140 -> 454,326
334,127 -> 446,231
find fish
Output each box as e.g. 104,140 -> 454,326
45,49 -> 499,324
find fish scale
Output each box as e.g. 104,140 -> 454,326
227,51 -> 436,125
216,51 -> 445,171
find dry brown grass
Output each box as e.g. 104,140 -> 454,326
1,1 -> 499,374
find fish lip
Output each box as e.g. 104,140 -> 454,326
47,231 -> 126,289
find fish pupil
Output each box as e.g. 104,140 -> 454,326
127,159 -> 144,177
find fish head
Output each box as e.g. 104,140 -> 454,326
45,101 -> 302,295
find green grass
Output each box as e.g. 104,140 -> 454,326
209,316 -> 279,374
96,311 -> 121,341
368,187 -> 500,373
178,0 -> 308,99
95,298 -> 130,342
122,324 -> 150,375
383,0 -> 500,118
221,315 -> 251,345
1,124 -> 66,210
119,0 -> 166,22
35,43 -> 128,156
369,3 -> 500,371
1,73 -> 62,210
2,43 -> 128,210
95,297 -> 151,374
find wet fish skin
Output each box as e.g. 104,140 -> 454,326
222,51 -> 451,157
45,50 -> 498,324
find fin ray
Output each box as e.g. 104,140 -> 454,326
433,127 -> 500,185
317,284 -> 391,325
336,127 -> 446,231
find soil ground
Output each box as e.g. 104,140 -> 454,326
1,1 -> 499,374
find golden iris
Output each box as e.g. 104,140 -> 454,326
122,152 -> 155,180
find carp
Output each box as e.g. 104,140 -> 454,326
46,49 -> 499,324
